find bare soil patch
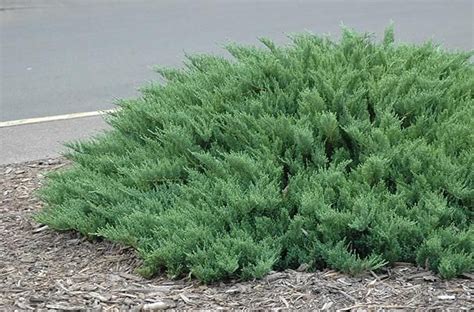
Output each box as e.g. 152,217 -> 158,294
1,159 -> 472,311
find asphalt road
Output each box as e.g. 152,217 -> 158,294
0,115 -> 108,164
0,0 -> 473,163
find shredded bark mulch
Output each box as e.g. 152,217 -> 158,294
1,158 -> 472,311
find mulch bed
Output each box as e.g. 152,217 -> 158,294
1,159 -> 472,311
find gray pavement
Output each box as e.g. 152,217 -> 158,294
0,116 -> 108,165
0,0 -> 473,163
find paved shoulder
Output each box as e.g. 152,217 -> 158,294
0,116 -> 109,165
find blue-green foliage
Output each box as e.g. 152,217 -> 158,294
37,27 -> 473,282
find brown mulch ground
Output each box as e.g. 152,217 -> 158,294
1,159 -> 472,311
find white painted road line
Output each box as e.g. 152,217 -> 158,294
0,109 -> 116,128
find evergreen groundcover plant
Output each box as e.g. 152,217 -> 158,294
37,27 -> 473,282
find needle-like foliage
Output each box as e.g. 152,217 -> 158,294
37,26 -> 473,282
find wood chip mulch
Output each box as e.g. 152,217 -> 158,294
1,158 -> 472,311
